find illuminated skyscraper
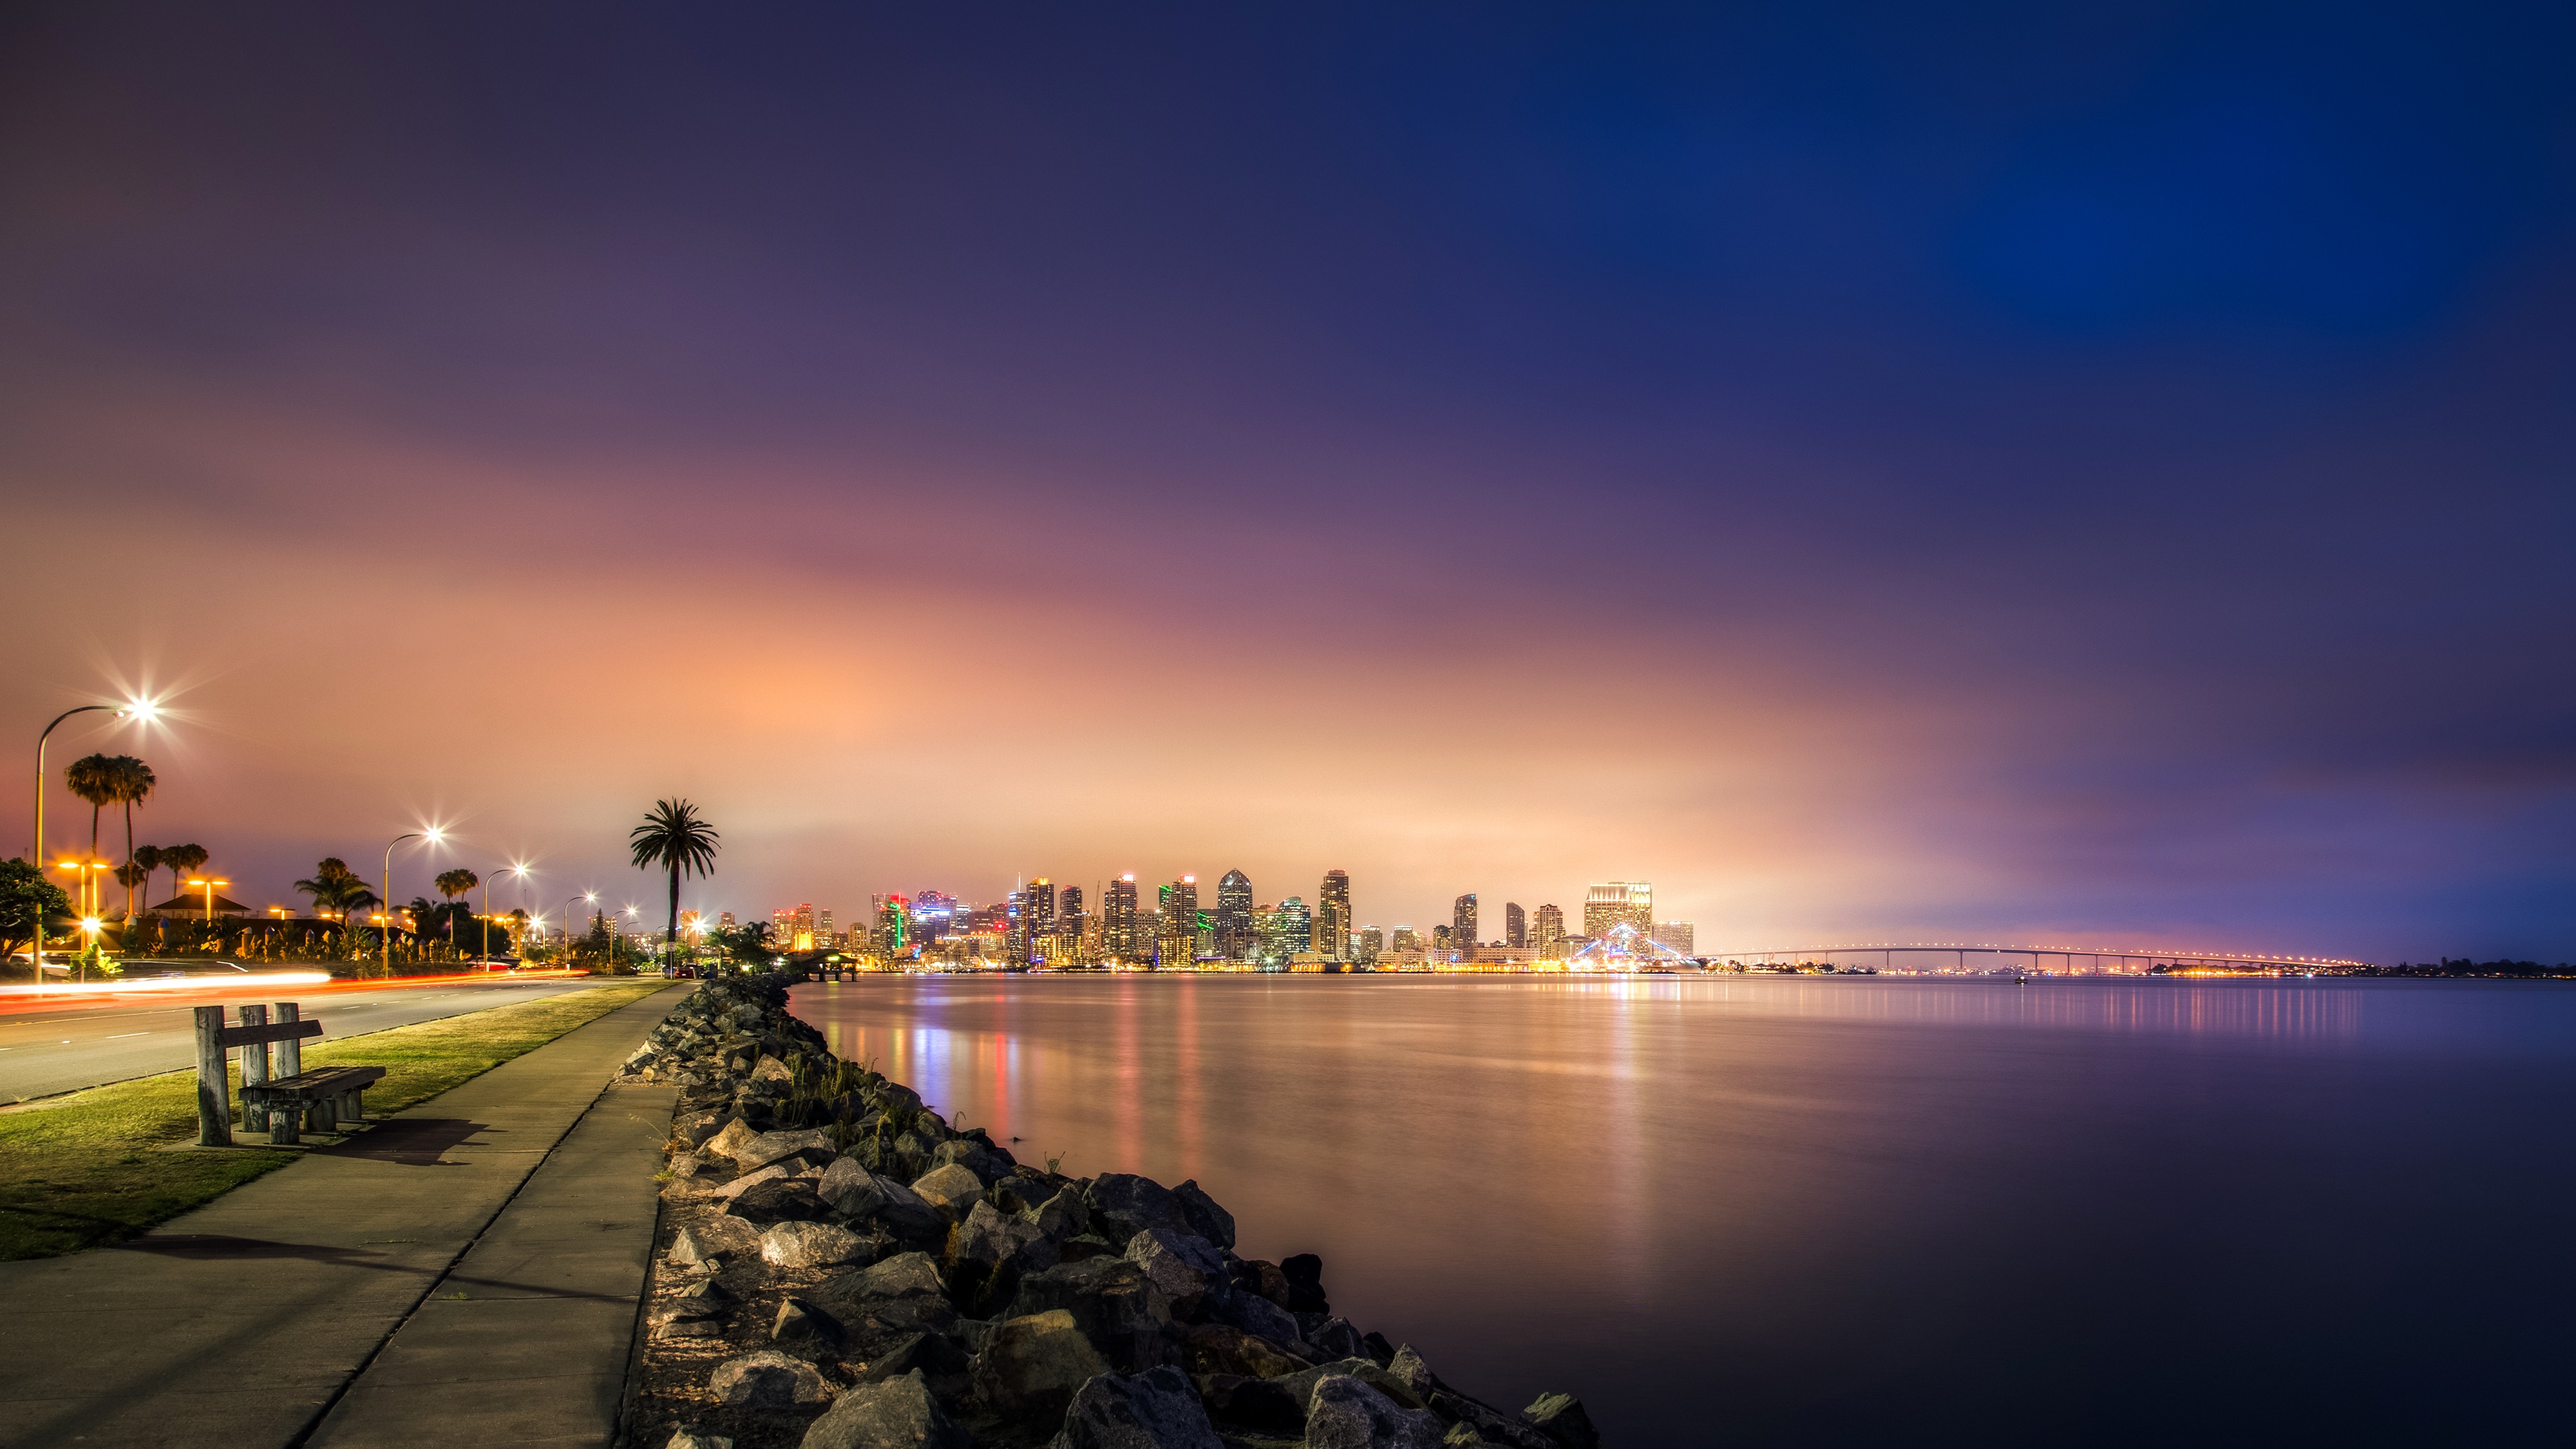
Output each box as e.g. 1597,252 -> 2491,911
1316,869 -> 1351,959
1357,926 -> 1383,964
1027,879 -> 1055,930
1533,904 -> 1565,953
1452,893 -> 1477,954
1504,902 -> 1527,948
1651,921 -> 1695,953
1584,882 -> 1653,940
1216,869 -> 1254,958
1058,885 -> 1085,942
1157,875 -> 1197,968
1104,875 -> 1138,959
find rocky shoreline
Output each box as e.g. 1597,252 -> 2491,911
616,973 -> 1603,1449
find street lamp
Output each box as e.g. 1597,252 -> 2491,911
562,892 -> 598,962
28,699 -> 154,980
184,876 -> 230,925
381,829 -> 445,976
480,864 -> 529,965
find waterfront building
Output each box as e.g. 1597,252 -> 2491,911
1533,904 -> 1566,953
911,890 -> 957,942
1584,882 -> 1653,940
1391,926 -> 1421,954
1159,876 -> 1198,934
1452,894 -> 1477,956
1357,926 -> 1383,965
1216,869 -> 1253,958
1651,921 -> 1696,953
1316,869 -> 1351,960
1027,879 -> 1055,930
1504,902 -> 1526,948
1104,874 -> 1138,960
1058,884 -> 1085,942
1432,924 -> 1451,951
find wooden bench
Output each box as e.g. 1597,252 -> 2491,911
239,1065 -> 388,1145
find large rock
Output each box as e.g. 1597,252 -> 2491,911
1281,1253 -> 1330,1313
1123,1228 -> 1225,1320
772,1296 -> 843,1349
727,1179 -> 829,1224
1425,1394 -> 1557,1449
666,1430 -> 732,1449
955,1200 -> 1058,1274
691,1215 -> 762,1258
800,1368 -> 967,1449
1307,1374 -> 1445,1449
820,1161 -> 945,1240
1182,1323 -> 1308,1380
810,1251 -> 959,1340
704,1118 -> 762,1166
1387,1344 -> 1443,1401
1197,1374 -> 1306,1436
1170,1179 -> 1236,1250
910,1162 -> 986,1220
931,1137 -> 1017,1186
1305,1316 -> 1368,1363
1084,1174 -> 1193,1246
708,1349 -> 832,1408
1049,1364 -> 1224,1448
855,1330 -> 972,1387
971,1309 -> 1111,1419
1207,1283 -> 1307,1352
763,1221 -> 872,1270
1521,1393 -> 1601,1449
711,1163 -> 792,1200
741,1127 -> 838,1170
1005,1257 -> 1177,1372
1029,1185 -> 1091,1240
1276,1359 -> 1428,1414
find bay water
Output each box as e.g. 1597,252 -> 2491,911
785,974 -> 2576,1445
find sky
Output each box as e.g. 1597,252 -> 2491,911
3,1 -> 2571,960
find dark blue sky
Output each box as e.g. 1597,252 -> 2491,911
4,2 -> 2571,956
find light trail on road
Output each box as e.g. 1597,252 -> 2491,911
0,974 -> 632,1104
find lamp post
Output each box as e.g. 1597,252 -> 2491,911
381,829 -> 444,976
28,700 -> 155,980
564,893 -> 597,963
480,864 -> 528,965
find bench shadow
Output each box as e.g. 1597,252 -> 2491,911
314,1117 -> 496,1166
114,1233 -> 429,1273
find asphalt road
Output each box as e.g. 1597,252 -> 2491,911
0,976 -> 618,1104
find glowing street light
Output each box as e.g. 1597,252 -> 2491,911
184,876 -> 230,925
26,699 -> 154,980
381,828 -> 446,976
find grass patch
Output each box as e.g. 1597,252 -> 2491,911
0,980 -> 675,1260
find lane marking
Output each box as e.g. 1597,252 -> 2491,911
104,1031 -> 149,1039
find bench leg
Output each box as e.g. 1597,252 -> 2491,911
337,1090 -> 363,1125
270,1107 -> 299,1146
309,1099 -> 335,1133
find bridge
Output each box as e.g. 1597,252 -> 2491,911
1692,942 -> 2374,973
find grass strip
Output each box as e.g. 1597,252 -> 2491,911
0,980 -> 675,1260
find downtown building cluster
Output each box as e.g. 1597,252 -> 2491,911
765,875 -> 1694,971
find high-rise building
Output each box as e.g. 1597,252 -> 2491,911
1058,885 -> 1085,941
1104,875 -> 1138,960
1651,922 -> 1695,953
818,908 -> 835,942
1504,902 -> 1527,948
1316,869 -> 1351,960
1533,904 -> 1565,953
1357,926 -> 1383,965
1163,875 -> 1197,930
1216,869 -> 1254,958
1027,879 -> 1055,930
911,890 -> 957,942
717,911 -> 735,928
1390,926 -> 1420,954
1432,924 -> 1451,951
1452,894 -> 1477,955
1584,882 -> 1653,940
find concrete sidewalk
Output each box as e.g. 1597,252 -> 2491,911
0,983 -> 683,1449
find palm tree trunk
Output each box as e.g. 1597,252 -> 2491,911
121,801 -> 136,922
667,864 -> 680,971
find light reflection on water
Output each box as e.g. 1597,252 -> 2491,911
789,975 -> 2576,1447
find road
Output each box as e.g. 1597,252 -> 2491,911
0,976 -> 625,1104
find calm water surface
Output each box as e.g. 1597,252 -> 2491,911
786,975 -> 2576,1446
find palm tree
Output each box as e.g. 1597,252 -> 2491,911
292,856 -> 374,938
64,755 -> 118,914
433,869 -> 479,951
103,756 -> 155,922
629,799 -> 719,973
161,844 -> 209,906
